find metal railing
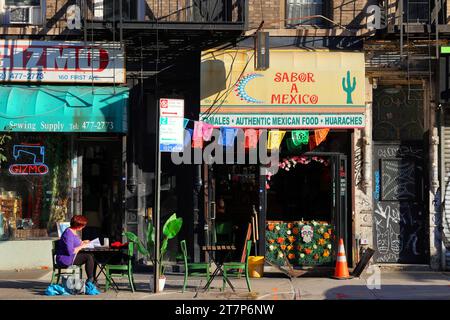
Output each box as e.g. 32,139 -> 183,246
83,0 -> 247,25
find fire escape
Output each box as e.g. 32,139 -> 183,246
78,0 -> 248,80
366,0 -> 442,100
399,0 -> 442,100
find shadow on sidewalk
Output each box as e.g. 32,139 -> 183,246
0,280 -> 49,296
324,284 -> 450,300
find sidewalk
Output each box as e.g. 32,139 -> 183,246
0,267 -> 449,300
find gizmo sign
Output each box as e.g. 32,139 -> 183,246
0,40 -> 125,83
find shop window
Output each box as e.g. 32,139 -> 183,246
285,0 -> 327,28
265,156 -> 334,267
5,0 -> 40,5
403,0 -> 430,24
93,0 -> 144,21
1,0 -> 43,25
0,133 -> 70,240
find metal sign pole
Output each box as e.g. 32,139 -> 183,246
154,100 -> 161,293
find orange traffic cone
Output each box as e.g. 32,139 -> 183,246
332,238 -> 353,280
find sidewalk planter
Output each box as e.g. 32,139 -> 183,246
248,256 -> 265,278
149,275 -> 166,292
266,220 -> 335,267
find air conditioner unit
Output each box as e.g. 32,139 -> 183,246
6,6 -> 42,25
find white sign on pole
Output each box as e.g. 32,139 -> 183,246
159,98 -> 185,152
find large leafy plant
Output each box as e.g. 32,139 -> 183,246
124,212 -> 183,277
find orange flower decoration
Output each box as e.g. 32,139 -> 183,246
281,245 -> 287,250
313,254 -> 319,260
323,232 -> 330,239
277,237 -> 284,244
304,248 -> 312,255
288,236 -> 295,243
297,245 -> 303,251
292,228 -> 299,235
268,224 -> 274,231
268,239 -> 275,244
288,253 -> 295,260
323,250 -> 330,257
287,245 -> 293,251
287,223 -> 293,229
318,238 -> 325,246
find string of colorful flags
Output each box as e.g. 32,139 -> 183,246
182,118 -> 330,151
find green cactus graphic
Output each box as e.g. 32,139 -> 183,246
342,71 -> 356,104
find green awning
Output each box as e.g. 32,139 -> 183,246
0,85 -> 128,133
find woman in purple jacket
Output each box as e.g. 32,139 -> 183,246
56,215 -> 96,283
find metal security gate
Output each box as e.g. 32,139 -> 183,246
441,111 -> 450,268
372,143 -> 428,263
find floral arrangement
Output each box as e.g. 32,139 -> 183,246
265,220 -> 334,266
265,156 -> 330,189
278,156 -> 330,172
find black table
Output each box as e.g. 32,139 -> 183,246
201,245 -> 236,292
81,247 -> 124,291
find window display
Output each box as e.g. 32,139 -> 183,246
0,133 -> 70,240
266,220 -> 334,266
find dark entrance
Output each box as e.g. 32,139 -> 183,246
372,85 -> 428,263
207,164 -> 259,260
264,153 -> 349,266
372,143 -> 428,263
77,136 -> 124,242
204,131 -> 352,265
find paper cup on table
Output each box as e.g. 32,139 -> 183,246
104,238 -> 109,247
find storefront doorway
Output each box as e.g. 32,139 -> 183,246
76,136 -> 124,242
203,131 -> 352,267
372,85 -> 428,263
264,152 -> 349,267
207,164 -> 259,260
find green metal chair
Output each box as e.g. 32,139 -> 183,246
105,242 -> 136,292
180,240 -> 210,292
222,240 -> 252,292
50,240 -> 83,285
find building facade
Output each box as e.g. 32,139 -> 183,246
197,0 -> 449,270
0,0 -> 246,269
0,0 -> 448,272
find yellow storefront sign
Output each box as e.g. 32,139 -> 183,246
200,50 -> 365,129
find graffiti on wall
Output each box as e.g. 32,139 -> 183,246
373,144 -> 427,263
355,144 -> 363,188
381,160 -> 417,200
374,202 -> 425,262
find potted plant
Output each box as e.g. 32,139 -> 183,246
124,212 -> 183,292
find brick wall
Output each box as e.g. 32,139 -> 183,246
247,0 -> 377,31
333,0 -> 378,29
46,0 -> 74,32
145,0 -> 245,23
248,0 -> 281,29
8,0 -> 448,36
